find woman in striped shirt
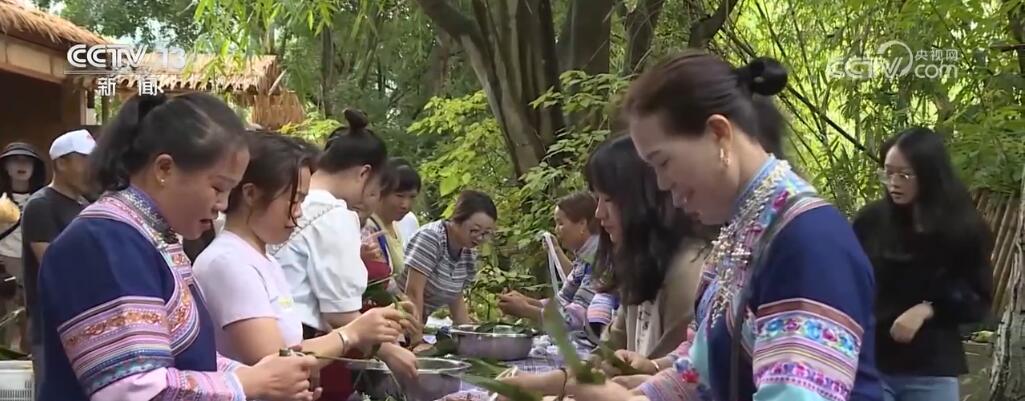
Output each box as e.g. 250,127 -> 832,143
399,190 -> 497,326
497,191 -> 615,337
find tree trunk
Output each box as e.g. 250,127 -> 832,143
563,0 -> 614,74
623,0 -> 665,75
989,165 -> 1025,401
1011,2 -> 1025,108
320,29 -> 334,116
688,0 -> 738,48
413,0 -> 567,178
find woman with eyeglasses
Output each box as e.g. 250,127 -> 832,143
398,190 -> 497,328
853,127 -> 993,401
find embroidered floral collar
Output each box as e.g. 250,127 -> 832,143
111,186 -> 179,244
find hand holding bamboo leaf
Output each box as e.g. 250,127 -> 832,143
541,299 -> 605,385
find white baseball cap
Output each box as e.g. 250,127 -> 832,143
49,129 -> 96,160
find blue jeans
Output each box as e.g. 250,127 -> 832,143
882,375 -> 959,401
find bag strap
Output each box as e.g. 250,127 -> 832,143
0,192 -> 25,242
0,220 -> 20,242
729,192 -> 824,400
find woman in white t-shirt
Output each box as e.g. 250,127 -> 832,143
194,132 -> 414,372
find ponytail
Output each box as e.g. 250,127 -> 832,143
734,57 -> 788,160
92,94 -> 168,191
92,93 -> 247,192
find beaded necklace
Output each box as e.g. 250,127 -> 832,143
705,159 -> 791,326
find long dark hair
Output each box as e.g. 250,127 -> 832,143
586,136 -> 697,305
227,131 -> 318,224
91,93 -> 248,191
624,52 -> 789,159
0,143 -> 47,198
877,127 -> 991,253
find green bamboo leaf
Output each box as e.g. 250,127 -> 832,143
595,341 -> 644,376
542,301 -> 604,384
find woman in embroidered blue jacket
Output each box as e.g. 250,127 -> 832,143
37,94 -> 318,401
567,52 -> 885,401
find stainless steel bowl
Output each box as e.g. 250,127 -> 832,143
344,357 -> 469,401
449,324 -> 534,361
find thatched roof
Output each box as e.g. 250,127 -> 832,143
0,0 -> 105,50
114,53 -> 284,95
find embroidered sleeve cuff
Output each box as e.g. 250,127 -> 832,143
224,372 -> 247,401
159,369 -> 249,401
753,299 -> 862,401
639,370 -> 701,401
564,303 -> 587,331
216,354 -> 244,374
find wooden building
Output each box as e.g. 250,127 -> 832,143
0,0 -> 103,158
112,53 -> 304,130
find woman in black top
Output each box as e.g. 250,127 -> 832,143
853,127 -> 992,401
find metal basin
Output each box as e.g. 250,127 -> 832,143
345,357 -> 469,401
449,324 -> 534,361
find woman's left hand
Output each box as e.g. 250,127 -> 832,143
497,292 -> 532,318
890,302 -> 934,343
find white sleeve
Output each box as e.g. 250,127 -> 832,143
397,213 -> 421,246
305,208 -> 367,313
194,254 -> 276,329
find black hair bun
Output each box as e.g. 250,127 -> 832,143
738,57 -> 788,96
343,109 -> 369,131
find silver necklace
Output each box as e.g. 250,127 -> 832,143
706,161 -> 790,326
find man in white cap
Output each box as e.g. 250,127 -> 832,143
20,128 -> 95,386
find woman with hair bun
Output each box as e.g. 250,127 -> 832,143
194,131 -> 414,376
271,109 -> 420,401
37,94 -> 318,401
568,53 -> 883,401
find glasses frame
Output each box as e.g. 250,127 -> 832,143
877,168 -> 916,184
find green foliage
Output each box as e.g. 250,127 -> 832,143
411,71 -> 624,320
723,0 -> 1025,213
278,112 -> 342,146
40,0 -> 200,46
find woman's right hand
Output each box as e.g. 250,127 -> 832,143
239,353 -> 318,401
338,306 -> 410,350
607,350 -> 658,375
